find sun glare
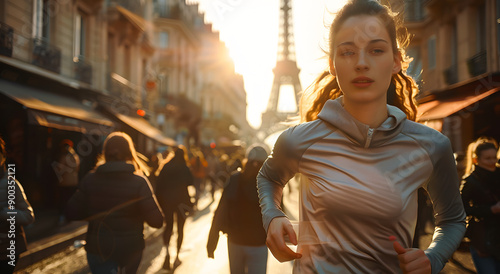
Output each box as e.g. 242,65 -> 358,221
193,0 -> 347,130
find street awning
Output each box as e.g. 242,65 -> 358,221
417,87 -> 500,121
0,79 -> 114,133
110,110 -> 176,147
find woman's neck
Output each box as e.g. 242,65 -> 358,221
343,98 -> 388,128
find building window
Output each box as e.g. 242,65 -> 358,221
450,22 -> 457,66
405,0 -> 424,22
477,3 -> 486,53
124,44 -> 131,79
158,31 -> 169,48
154,0 -> 169,17
159,74 -> 169,96
0,0 -> 5,22
427,36 -> 436,70
41,0 -> 52,40
74,10 -> 87,58
107,33 -> 115,73
31,0 -> 54,40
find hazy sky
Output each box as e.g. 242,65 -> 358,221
190,0 -> 347,129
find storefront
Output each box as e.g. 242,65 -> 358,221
417,74 -> 500,153
0,79 -> 114,210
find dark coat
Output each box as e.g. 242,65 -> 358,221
0,173 -> 35,257
66,162 -> 163,265
461,166 -> 500,255
155,159 -> 193,208
207,171 -> 267,255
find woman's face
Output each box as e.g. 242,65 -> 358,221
476,148 -> 498,171
330,15 -> 401,104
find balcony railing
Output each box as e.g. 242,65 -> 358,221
32,38 -> 61,73
107,72 -> 140,107
443,64 -> 458,85
467,51 -> 487,77
0,21 -> 13,57
73,56 -> 93,85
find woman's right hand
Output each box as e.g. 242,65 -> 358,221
266,217 -> 302,262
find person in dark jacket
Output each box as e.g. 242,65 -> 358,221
66,132 -> 163,274
461,138 -> 500,273
155,146 -> 194,270
0,136 -> 35,274
207,145 -> 269,274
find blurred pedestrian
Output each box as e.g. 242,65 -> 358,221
0,136 -> 35,274
190,150 -> 207,208
460,137 -> 500,273
52,139 -> 80,225
207,145 -> 269,274
66,132 -> 163,274
258,0 -> 466,273
155,146 -> 194,270
205,150 -> 220,200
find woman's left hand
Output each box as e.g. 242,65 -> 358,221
392,238 -> 431,274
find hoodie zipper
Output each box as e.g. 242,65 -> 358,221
365,128 -> 374,148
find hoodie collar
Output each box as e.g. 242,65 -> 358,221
317,97 -> 407,148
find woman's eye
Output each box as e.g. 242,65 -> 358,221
371,48 -> 384,54
341,50 -> 355,56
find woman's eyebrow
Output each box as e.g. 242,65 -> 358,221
337,39 -> 389,47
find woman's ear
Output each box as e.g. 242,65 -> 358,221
329,58 -> 336,76
472,157 -> 478,165
392,52 -> 402,75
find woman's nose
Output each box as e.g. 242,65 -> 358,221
355,51 -> 369,72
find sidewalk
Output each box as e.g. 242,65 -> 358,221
15,215 -> 163,272
16,219 -> 87,271
15,176 -> 476,273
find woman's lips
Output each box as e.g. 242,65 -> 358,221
352,76 -> 374,88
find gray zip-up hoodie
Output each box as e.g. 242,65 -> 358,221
257,97 -> 466,274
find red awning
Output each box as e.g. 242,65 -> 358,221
417,87 -> 500,121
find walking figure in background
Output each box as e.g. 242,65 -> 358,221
207,145 -> 269,274
205,150 -> 220,200
156,146 -> 194,270
66,132 -> 163,274
190,150 -> 207,208
258,0 -> 466,273
0,136 -> 35,274
460,137 -> 500,273
53,139 -> 80,225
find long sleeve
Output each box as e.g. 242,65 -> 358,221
2,180 -> 35,226
207,185 -> 229,256
257,129 -> 300,233
460,176 -> 496,219
423,136 -> 467,274
139,177 -> 164,228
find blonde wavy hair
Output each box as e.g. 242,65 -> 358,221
99,132 -> 151,176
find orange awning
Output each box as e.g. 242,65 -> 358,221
0,79 -> 113,133
417,87 -> 500,121
108,109 -> 176,147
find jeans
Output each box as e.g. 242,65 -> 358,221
87,251 -> 142,274
470,246 -> 500,274
227,241 -> 268,274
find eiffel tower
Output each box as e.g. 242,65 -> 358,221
260,0 -> 302,136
